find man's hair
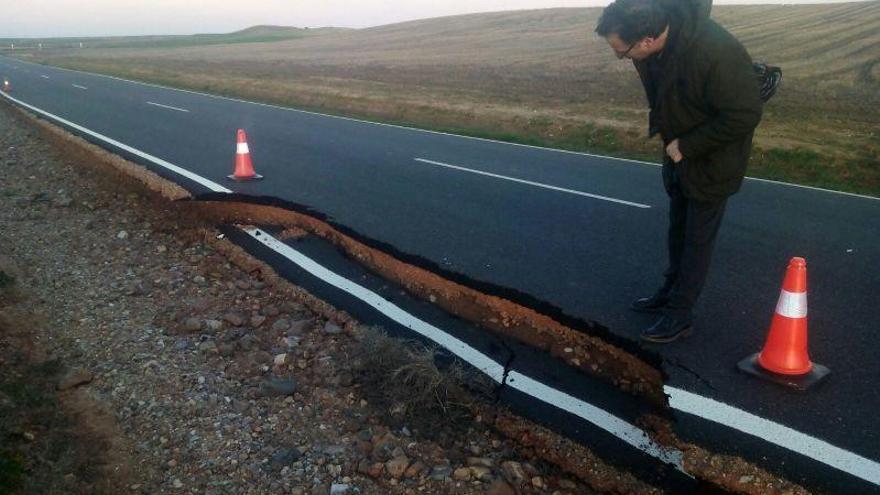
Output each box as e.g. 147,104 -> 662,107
595,0 -> 670,44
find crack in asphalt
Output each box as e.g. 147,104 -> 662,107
666,358 -> 716,392
493,337 -> 517,404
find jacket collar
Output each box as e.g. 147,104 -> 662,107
653,0 -> 712,96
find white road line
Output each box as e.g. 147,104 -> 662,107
146,101 -> 190,113
4,84 -> 880,488
415,158 -> 651,209
244,227 -> 686,472
72,84 -> 88,90
0,91 -> 230,194
667,386 -> 880,486
41,75 -> 50,79
7,56 -> 877,202
746,176 -> 878,201
507,370 -> 685,469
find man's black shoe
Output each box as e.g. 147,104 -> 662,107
630,295 -> 669,314
640,315 -> 693,344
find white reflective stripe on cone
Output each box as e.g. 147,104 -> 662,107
237,142 -> 249,154
776,289 -> 808,319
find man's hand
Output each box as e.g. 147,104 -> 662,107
666,139 -> 684,163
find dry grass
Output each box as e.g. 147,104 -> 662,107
13,2 -> 880,194
351,327 -> 495,433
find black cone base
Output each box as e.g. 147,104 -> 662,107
737,354 -> 830,391
227,174 -> 263,182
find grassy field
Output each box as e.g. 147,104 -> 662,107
6,2 -> 879,195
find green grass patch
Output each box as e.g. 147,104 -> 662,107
0,452 -> 25,493
0,272 -> 14,289
0,359 -> 62,417
750,147 -> 880,195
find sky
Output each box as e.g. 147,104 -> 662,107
0,0 -> 868,38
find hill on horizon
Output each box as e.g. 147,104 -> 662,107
232,25 -> 350,36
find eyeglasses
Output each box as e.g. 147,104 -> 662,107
615,41 -> 638,60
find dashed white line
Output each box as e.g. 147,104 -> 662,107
415,158 -> 652,209
146,101 -> 190,113
72,84 -> 88,90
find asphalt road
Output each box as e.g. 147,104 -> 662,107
2,56 -> 878,491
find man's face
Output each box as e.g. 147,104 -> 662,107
606,33 -> 651,61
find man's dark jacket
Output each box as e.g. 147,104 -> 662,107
634,0 -> 763,202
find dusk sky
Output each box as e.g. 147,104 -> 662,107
1,0 -> 868,38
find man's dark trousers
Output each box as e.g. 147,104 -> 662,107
660,161 -> 728,320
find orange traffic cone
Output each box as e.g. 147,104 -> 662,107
227,129 -> 263,181
2,79 -> 10,92
737,257 -> 830,390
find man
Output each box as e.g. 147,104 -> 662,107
596,0 -> 763,343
